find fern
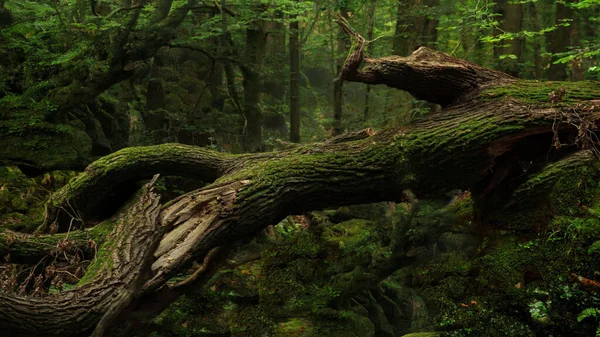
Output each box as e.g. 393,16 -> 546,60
588,241 -> 600,255
578,308 -> 600,322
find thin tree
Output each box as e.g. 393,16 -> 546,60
290,0 -> 301,143
547,0 -> 573,80
493,0 -> 523,76
333,5 -> 349,136
362,0 -> 376,123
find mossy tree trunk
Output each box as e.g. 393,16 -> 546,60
2,26 -> 600,337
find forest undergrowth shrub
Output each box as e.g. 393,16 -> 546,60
418,213 -> 600,336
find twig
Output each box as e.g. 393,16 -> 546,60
167,43 -> 242,65
104,5 -> 144,20
191,3 -> 237,17
172,246 -> 228,288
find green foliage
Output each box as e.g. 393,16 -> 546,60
578,307 -> 600,322
0,167 -> 76,232
417,208 -> 600,336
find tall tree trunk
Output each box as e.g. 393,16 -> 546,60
391,0 -> 440,118
333,7 -> 349,136
570,11 -> 585,81
392,0 -> 411,56
416,0 -> 439,47
242,23 -> 268,152
289,2 -> 301,143
263,14 -> 288,137
414,0 -> 440,113
204,10 -> 226,111
363,0 -> 376,123
547,1 -> 573,81
493,0 -> 523,76
0,0 -> 13,27
220,0 -> 242,113
529,2 -> 543,79
207,60 -> 225,111
327,4 -> 336,76
265,17 -> 286,102
145,56 -> 167,143
385,0 -> 413,122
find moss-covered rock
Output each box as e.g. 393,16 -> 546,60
276,318 -> 315,336
0,167 -> 77,232
0,120 -> 91,171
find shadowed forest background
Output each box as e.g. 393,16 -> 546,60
2,0 -> 600,336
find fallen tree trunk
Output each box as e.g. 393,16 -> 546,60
2,31 -> 600,336
0,177 -> 163,337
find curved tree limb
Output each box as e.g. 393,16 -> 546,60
0,227 -> 100,265
506,150 -> 597,210
104,5 -> 144,20
334,17 -> 513,106
40,144 -> 234,232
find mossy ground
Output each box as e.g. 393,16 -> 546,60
0,119 -> 92,171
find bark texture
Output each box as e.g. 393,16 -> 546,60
0,178 -> 162,337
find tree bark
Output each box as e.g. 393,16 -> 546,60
0,0 -> 12,27
547,0 -> 574,80
242,22 -> 268,152
493,0 -> 523,76
0,178 -> 163,337
363,0 -> 376,123
2,31 -> 600,337
290,2 -> 301,143
333,7 -> 349,136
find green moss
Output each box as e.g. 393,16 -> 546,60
549,165 -> 600,216
403,114 -> 525,192
224,134 -> 409,205
480,80 -> 600,106
417,204 -> 600,336
312,309 -> 374,337
322,219 -> 374,251
445,192 -> 474,228
276,318 -> 314,336
76,218 -> 117,285
0,120 -> 91,170
0,167 -> 71,232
